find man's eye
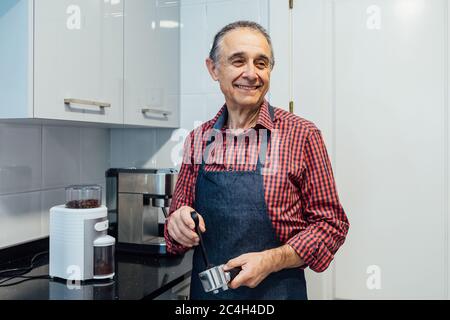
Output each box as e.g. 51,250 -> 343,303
232,60 -> 245,66
256,62 -> 268,69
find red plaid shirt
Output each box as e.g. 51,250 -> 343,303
165,100 -> 349,272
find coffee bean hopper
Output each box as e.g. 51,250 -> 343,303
49,185 -> 115,281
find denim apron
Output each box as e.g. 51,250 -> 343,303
190,104 -> 307,300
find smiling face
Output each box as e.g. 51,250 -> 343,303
206,28 -> 272,110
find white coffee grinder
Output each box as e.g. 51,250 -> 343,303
49,185 -> 115,281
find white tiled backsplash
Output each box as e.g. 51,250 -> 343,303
0,123 -> 109,249
110,128 -> 175,169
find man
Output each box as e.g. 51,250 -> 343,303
165,21 -> 349,300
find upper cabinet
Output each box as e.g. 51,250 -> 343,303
34,0 -> 124,124
124,0 -> 180,128
0,0 -> 180,128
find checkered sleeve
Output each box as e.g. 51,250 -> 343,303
164,132 -> 197,255
286,129 -> 349,272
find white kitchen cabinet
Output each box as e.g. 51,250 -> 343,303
0,0 -> 124,125
333,0 -> 447,299
1,0 -> 180,128
0,0 -> 33,120
34,0 -> 124,124
123,0 -> 180,128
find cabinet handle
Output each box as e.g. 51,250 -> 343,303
141,107 -> 172,117
64,98 -> 111,109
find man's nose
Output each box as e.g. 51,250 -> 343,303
242,62 -> 258,80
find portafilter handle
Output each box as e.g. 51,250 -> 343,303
161,207 -> 168,218
191,211 -> 213,269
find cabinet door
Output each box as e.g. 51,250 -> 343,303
124,0 -> 180,128
34,0 -> 124,124
334,0 -> 446,299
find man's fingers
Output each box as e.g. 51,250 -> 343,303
224,255 -> 246,271
169,223 -> 192,246
228,270 -> 248,289
181,208 -> 206,233
167,207 -> 205,247
174,209 -> 199,240
174,217 -> 199,242
198,214 -> 206,233
180,209 -> 196,229
169,220 -> 197,247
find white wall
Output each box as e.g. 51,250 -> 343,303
333,0 -> 448,300
274,0 -> 450,300
0,123 -> 109,249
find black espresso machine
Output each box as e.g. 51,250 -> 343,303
106,168 -> 178,254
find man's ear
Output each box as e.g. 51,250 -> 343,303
206,58 -> 219,81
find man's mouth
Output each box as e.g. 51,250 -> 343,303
234,84 -> 262,90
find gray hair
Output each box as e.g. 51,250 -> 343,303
209,20 -> 275,69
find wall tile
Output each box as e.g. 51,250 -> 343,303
110,129 -> 158,168
42,126 -> 81,189
180,3 -> 209,95
152,128 -> 181,168
204,0 -> 233,94
40,188 -> 65,236
205,93 -> 225,120
180,94 -> 208,131
110,129 -> 127,168
100,182 -> 106,207
0,192 -> 42,249
180,0 -> 206,6
80,128 -> 110,184
0,123 -> 42,195
127,129 -> 158,168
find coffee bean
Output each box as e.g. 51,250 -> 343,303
66,199 -> 100,209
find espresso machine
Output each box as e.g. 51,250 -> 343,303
106,168 -> 178,254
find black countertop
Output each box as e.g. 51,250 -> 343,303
0,239 -> 193,300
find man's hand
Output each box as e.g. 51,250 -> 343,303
223,245 -> 305,289
167,206 -> 206,247
223,251 -> 275,289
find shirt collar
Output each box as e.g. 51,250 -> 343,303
211,99 -> 274,131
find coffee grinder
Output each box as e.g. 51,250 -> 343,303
49,185 -> 115,281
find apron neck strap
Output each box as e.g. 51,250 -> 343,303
201,104 -> 275,172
